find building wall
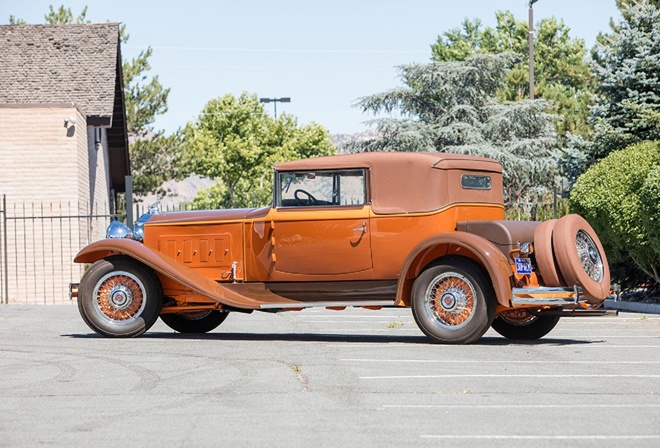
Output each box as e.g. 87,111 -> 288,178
0,106 -> 84,204
0,105 -> 111,304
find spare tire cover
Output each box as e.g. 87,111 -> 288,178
552,214 -> 610,302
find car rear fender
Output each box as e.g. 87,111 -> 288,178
396,232 -> 514,308
74,239 -> 261,310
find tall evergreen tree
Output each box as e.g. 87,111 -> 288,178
349,54 -> 559,208
589,1 -> 660,159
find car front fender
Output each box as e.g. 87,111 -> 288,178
74,239 -> 262,310
396,232 -> 514,308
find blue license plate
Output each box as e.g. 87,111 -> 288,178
515,257 -> 532,275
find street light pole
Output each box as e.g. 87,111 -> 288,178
259,97 -> 291,118
529,0 -> 539,100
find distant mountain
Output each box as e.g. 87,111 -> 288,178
332,129 -> 380,153
135,175 -> 215,211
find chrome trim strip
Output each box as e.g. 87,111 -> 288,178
259,300 -> 395,310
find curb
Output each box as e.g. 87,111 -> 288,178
604,299 -> 660,315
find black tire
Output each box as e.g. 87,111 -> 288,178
160,310 -> 229,333
77,255 -> 162,338
492,310 -> 560,340
412,257 -> 496,344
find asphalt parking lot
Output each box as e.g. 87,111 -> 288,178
1,305 -> 659,448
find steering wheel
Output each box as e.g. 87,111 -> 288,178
294,189 -> 318,206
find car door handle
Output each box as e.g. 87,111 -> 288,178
353,222 -> 367,233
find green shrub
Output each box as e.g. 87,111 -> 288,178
569,141 -> 660,283
641,165 -> 660,258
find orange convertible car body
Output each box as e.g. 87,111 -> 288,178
71,152 -> 616,343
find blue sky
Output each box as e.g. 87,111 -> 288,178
3,1 -> 622,136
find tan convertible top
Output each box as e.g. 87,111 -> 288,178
276,152 -> 503,214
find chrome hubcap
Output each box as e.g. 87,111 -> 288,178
576,230 -> 604,282
108,284 -> 133,310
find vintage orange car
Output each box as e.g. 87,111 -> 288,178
71,152 -> 615,343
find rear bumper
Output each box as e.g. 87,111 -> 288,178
511,284 -> 620,308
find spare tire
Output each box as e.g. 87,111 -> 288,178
552,214 -> 610,302
533,219 -> 565,287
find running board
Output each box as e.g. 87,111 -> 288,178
259,300 -> 395,310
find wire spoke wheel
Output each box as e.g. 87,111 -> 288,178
426,273 -> 476,329
412,257 -> 495,344
77,256 -> 162,338
93,271 -> 146,324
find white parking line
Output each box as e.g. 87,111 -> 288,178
360,374 -> 660,379
385,404 -> 660,409
342,359 -> 660,364
420,435 -> 660,440
326,343 -> 660,348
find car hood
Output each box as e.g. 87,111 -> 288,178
146,207 -> 271,225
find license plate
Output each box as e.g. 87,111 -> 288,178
515,257 -> 532,275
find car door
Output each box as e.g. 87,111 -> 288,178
270,169 -> 372,277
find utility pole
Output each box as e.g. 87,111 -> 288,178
529,0 -> 539,100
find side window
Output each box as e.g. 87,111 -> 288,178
278,170 -> 366,207
461,174 -> 492,190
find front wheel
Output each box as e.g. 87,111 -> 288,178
160,310 -> 229,333
412,258 -> 495,344
491,310 -> 560,340
77,256 -> 162,338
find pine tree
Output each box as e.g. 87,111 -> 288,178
589,1 -> 660,159
348,54 -> 559,209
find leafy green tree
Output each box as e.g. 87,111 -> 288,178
570,141 -> 660,283
431,11 -> 593,139
130,133 -> 182,198
589,2 -> 660,160
349,54 -> 559,212
182,93 -> 335,209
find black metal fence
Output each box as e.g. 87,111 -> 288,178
0,195 -> 121,304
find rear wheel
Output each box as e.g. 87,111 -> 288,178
77,256 -> 162,338
160,310 -> 229,333
412,258 -> 495,344
492,310 -> 560,340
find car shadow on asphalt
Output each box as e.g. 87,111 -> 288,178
63,332 -> 597,346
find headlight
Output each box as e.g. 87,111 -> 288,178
106,221 -> 132,239
131,202 -> 161,242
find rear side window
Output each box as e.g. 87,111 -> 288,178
461,174 -> 492,190
278,169 -> 366,207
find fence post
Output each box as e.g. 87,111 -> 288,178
2,194 -> 8,303
125,175 -> 133,230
